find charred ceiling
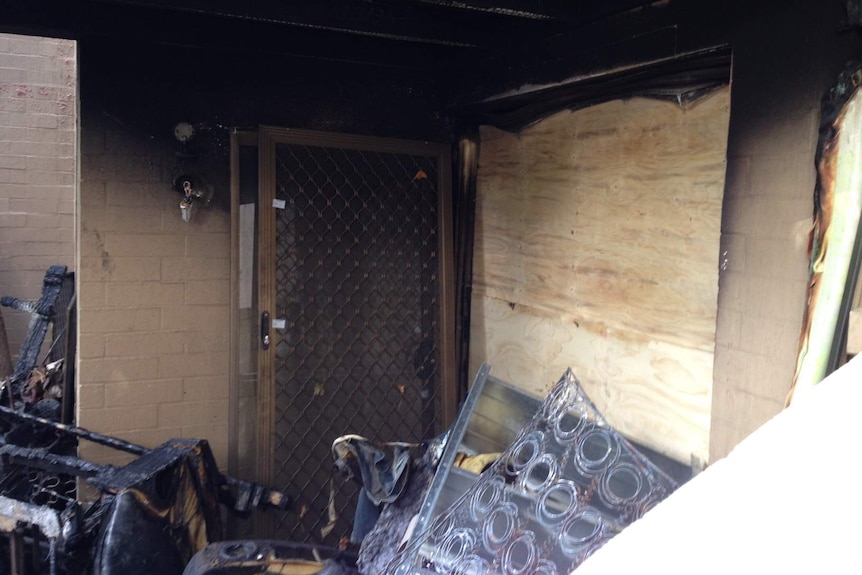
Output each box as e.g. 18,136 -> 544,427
0,0 -> 715,93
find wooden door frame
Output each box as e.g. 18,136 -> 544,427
254,125 -> 456,496
228,128 -> 257,479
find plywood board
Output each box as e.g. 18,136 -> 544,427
470,87 -> 731,463
847,308 -> 862,356
577,354 -> 862,575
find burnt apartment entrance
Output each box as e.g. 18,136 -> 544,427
231,127 -> 455,541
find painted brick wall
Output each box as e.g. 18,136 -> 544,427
0,33 -> 76,362
73,39 -> 448,480
77,111 -> 230,468
710,0 -> 861,459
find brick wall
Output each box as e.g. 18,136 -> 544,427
0,33 -> 76,362
710,0 -> 861,459
77,112 -> 230,467
72,39 -> 449,478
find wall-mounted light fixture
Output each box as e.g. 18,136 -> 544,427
171,121 -> 214,222
174,121 -> 196,145
174,174 -> 214,222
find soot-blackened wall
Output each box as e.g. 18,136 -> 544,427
711,0 -> 862,459
76,38 -> 449,471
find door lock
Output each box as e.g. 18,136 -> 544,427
261,311 -> 270,350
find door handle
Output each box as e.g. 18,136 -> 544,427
261,311 -> 270,350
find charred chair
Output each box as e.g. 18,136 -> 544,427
0,266 -> 77,520
1,264 -> 76,422
0,267 -> 294,575
0,410 -> 290,575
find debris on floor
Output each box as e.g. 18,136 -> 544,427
330,434 -> 414,544
187,366 -> 685,575
183,540 -> 359,575
380,366 -> 681,574
0,283 -> 684,575
352,436 -> 446,575
0,409 -> 291,575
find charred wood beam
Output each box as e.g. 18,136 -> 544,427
452,0 -> 730,104
580,0 -> 672,23
88,438 -> 218,492
452,0 -> 682,104
0,445 -> 107,479
400,0 -> 575,21
0,405 -> 290,511
0,405 -> 147,456
453,47 -> 731,131
398,0 -> 659,23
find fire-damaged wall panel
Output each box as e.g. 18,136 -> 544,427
470,87 -> 731,464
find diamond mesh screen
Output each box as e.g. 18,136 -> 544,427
272,143 -> 443,542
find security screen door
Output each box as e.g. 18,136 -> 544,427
256,127 -> 455,542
